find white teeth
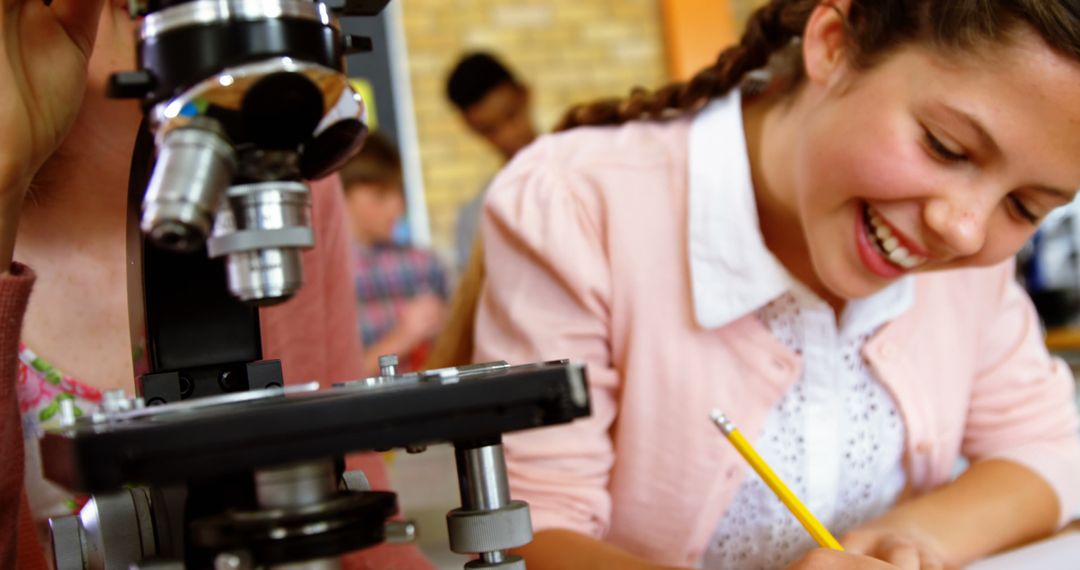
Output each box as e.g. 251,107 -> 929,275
864,205 -> 927,270
898,256 -> 920,269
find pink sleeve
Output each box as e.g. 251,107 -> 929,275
964,262 -> 1080,527
308,175 -> 366,385
474,138 -> 619,539
0,264 -> 47,570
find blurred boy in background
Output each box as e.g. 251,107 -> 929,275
446,52 -> 538,271
340,132 -> 448,375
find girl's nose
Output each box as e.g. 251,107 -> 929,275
923,198 -> 988,258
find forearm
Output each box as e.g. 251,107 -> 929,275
512,528 -> 689,570
865,459 -> 1059,566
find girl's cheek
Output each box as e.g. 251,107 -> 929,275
868,144 -> 935,203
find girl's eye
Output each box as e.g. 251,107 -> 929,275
1008,194 -> 1039,225
924,130 -> 968,162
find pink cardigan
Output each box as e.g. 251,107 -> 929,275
475,117 -> 1080,567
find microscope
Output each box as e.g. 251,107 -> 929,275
38,2 -> 590,569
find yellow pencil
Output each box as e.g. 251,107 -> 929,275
709,410 -> 845,551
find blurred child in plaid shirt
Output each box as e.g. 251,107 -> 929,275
340,132 -> 449,375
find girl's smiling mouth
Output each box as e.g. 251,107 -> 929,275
857,203 -> 929,276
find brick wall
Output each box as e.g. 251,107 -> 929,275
400,1 -> 668,265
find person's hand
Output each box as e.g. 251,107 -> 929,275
785,548 -> 904,570
786,522 -> 949,570
840,525 -> 949,570
1,0 -> 106,190
1,0 -> 107,268
398,293 -> 446,345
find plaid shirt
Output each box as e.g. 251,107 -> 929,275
353,243 -> 449,350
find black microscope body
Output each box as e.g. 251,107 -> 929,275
39,2 -> 590,568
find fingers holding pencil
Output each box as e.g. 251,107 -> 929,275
842,528 -> 948,570
784,548 -> 909,570
710,410 -> 948,569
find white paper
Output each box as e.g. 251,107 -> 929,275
967,532 -> 1080,569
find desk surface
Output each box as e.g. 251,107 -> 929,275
968,524 -> 1080,569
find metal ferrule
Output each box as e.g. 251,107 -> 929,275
141,0 -> 333,41
710,410 -> 736,435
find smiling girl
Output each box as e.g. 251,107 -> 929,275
473,1 -> 1080,569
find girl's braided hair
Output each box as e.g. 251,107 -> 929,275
555,0 -> 1080,131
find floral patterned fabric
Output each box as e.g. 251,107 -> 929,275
16,343 -> 102,520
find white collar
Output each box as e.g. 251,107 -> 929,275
687,91 -> 913,330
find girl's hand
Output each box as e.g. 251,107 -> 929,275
0,0 -> 106,268
840,525 -> 949,570
785,548 -> 904,570
1,0 -> 107,189
787,522 -> 950,570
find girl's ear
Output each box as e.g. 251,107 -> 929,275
802,0 -> 854,88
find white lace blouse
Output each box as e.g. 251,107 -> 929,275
701,277 -> 912,570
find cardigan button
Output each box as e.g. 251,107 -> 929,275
916,440 -> 933,453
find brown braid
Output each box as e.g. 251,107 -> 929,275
555,0 -> 1080,131
554,0 -> 818,131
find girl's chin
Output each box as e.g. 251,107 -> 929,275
829,272 -> 895,302
815,262 -> 891,303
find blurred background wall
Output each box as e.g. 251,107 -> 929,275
399,0 -> 669,263
370,0 -> 771,266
